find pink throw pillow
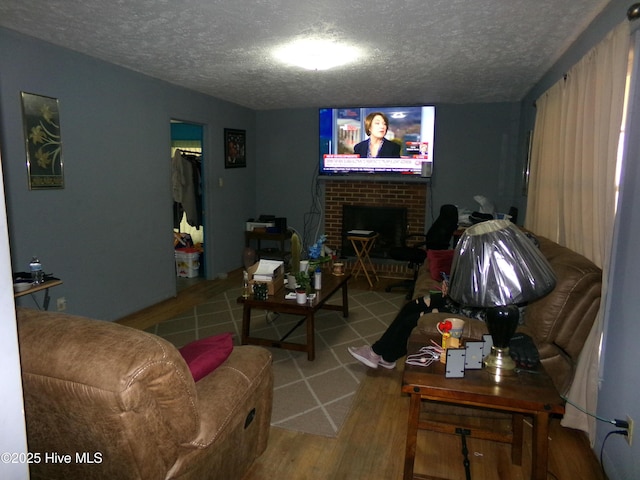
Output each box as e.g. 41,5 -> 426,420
427,249 -> 455,281
178,333 -> 234,382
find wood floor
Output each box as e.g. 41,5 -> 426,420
117,270 -> 605,480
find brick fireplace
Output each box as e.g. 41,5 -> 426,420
323,179 -> 428,278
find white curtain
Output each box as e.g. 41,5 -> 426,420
525,21 -> 630,442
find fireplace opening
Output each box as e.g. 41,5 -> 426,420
341,205 -> 408,259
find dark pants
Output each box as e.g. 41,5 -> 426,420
372,293 -> 447,362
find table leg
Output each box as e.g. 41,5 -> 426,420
350,239 -> 364,278
404,393 -> 421,480
42,287 -> 52,311
357,242 -> 372,286
306,313 -> 315,361
241,304 -> 251,345
350,238 -> 378,287
341,282 -> 349,317
531,412 -> 551,480
362,241 -> 379,285
511,413 -> 524,466
358,241 -> 373,286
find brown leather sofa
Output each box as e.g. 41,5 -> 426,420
16,307 -> 273,480
412,234 -> 602,394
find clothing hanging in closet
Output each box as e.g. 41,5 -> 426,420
172,149 -> 202,229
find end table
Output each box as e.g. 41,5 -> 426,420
402,332 -> 565,480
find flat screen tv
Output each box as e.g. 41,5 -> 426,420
319,105 -> 435,177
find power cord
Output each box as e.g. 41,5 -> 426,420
561,395 -> 629,428
600,430 -> 629,477
562,395 -> 630,478
302,166 -> 323,251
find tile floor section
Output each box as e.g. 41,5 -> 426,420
146,286 -> 406,437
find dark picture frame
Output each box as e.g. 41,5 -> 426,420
21,92 -> 65,189
224,128 -> 246,168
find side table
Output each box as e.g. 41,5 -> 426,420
14,278 -> 63,311
402,332 -> 565,480
244,229 -> 292,261
347,233 -> 379,287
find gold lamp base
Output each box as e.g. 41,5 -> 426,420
484,346 -> 516,379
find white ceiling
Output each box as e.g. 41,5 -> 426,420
0,0 -> 610,110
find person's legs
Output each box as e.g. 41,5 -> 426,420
349,295 -> 444,369
371,297 -> 433,361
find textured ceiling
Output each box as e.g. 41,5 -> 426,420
0,0 -> 610,110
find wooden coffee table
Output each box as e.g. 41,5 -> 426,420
402,331 -> 565,480
237,272 -> 351,360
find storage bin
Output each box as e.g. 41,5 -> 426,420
175,248 -> 200,278
247,260 -> 284,295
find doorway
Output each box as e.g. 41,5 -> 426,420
171,120 -> 205,289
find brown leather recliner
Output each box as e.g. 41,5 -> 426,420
413,235 -> 602,394
16,307 -> 273,480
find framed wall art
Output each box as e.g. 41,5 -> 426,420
21,92 -> 65,189
224,128 -> 246,168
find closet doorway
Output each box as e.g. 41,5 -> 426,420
171,120 -> 205,289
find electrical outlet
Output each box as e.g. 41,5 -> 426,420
626,415 -> 634,446
56,297 -> 67,311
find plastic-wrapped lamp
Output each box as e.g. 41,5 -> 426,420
447,220 -> 556,378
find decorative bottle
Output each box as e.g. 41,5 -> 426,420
242,271 -> 251,298
314,267 -> 322,290
29,256 -> 44,284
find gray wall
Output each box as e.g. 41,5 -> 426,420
254,102 -> 524,238
428,103 -> 524,219
0,27 -> 256,320
254,108 -> 322,237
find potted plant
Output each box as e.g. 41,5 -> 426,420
307,234 -> 330,270
294,271 -> 311,293
287,231 -> 302,289
293,270 -> 311,304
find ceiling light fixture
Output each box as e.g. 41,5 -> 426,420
273,39 -> 362,71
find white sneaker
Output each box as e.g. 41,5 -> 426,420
378,357 -> 397,370
348,345 -> 380,369
348,345 -> 397,369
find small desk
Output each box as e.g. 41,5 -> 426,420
244,230 -> 292,261
14,279 -> 63,311
347,233 -> 379,287
238,272 -> 351,360
402,332 -> 565,480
